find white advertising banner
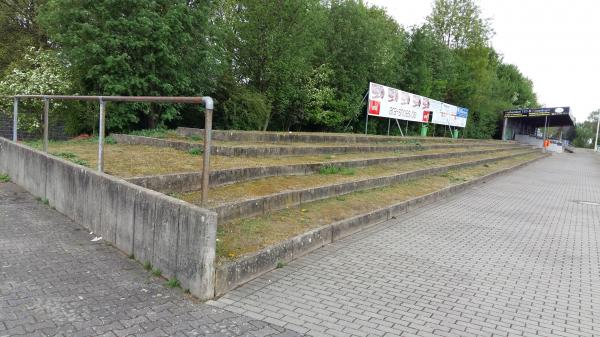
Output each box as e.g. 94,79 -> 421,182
368,82 -> 469,127
431,103 -> 469,128
367,82 -> 429,123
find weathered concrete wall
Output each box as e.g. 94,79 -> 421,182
0,137 -> 217,300
214,153 -> 549,296
127,146 -> 527,193
212,150 -> 539,224
114,133 -> 516,158
176,127 -> 500,145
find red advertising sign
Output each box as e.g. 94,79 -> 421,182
368,100 -> 381,116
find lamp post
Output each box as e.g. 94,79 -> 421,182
595,110 -> 600,152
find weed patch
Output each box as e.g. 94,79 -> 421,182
166,278 -> 181,288
318,165 -> 355,176
0,174 -> 10,183
105,136 -> 117,145
36,197 -> 50,205
129,128 -> 168,138
188,147 -> 203,156
52,151 -> 90,167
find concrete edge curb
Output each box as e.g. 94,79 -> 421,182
213,153 -> 550,297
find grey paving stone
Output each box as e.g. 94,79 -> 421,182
0,183 -> 300,337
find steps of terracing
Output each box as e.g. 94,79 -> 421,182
176,127 -> 497,144
128,145 -> 529,193
176,148 -> 538,224
113,133 -> 517,157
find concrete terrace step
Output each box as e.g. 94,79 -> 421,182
208,150 -> 539,224
112,133 -> 519,157
127,145 -> 530,193
176,127 -> 501,145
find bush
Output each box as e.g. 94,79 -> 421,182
223,89 -> 271,131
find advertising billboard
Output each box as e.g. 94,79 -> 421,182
367,82 -> 429,123
430,103 -> 469,128
368,82 -> 468,127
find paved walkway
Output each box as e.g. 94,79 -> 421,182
210,151 -> 600,337
0,183 -> 298,336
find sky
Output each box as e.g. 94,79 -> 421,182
366,0 -> 599,122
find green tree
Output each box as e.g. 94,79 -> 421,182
428,0 -> 492,48
402,26 -> 454,100
0,47 -> 80,134
216,0 -> 323,131
0,0 -> 48,78
39,0 -> 215,130
311,0 -> 407,131
573,110 -> 599,148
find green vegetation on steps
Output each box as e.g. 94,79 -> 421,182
52,151 -> 90,167
318,165 -> 356,176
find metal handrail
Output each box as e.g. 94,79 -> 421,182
4,95 -> 214,206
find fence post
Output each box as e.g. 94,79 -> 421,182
12,97 -> 18,142
98,98 -> 106,172
201,97 -> 214,206
43,98 -> 49,152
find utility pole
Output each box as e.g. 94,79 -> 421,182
595,111 -> 600,152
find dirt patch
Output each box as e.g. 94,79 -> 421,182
215,153 -> 544,262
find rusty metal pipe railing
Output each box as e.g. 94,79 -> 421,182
4,95 -> 215,206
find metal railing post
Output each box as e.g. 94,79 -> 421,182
4,94 -> 215,202
98,98 -> 106,172
12,97 -> 18,142
201,97 -> 214,206
43,98 -> 49,152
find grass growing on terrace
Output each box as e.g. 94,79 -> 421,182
22,137 -> 512,178
179,149 -> 532,207
214,152 -> 544,263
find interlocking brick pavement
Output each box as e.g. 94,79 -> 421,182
0,183 -> 300,337
210,151 -> 600,336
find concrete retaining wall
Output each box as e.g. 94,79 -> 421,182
114,133 -> 515,158
127,146 -> 527,193
214,153 -> 549,296
0,137 -> 217,300
212,150 -> 539,224
176,127 -> 496,145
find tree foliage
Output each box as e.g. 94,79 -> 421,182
38,0 -> 215,130
0,0 -> 48,75
573,110 -> 600,148
0,0 -> 540,138
0,47 -> 74,133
